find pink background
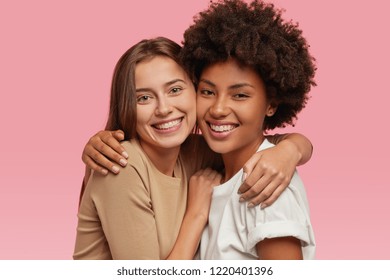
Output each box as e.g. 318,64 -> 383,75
1,0 -> 389,259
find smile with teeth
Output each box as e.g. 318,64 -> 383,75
209,123 -> 238,132
153,118 -> 183,130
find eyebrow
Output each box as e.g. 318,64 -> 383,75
199,78 -> 254,89
136,79 -> 187,92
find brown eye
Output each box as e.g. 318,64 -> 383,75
170,87 -> 182,95
233,93 -> 249,99
137,95 -> 152,103
199,89 -> 214,96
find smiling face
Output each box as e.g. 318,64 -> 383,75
135,56 -> 196,154
196,58 -> 275,161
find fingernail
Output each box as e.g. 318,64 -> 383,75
260,203 -> 267,209
119,159 -> 127,166
242,172 -> 247,181
122,151 -> 129,159
247,203 -> 254,208
112,166 -> 120,174
239,197 -> 245,202
101,169 -> 108,175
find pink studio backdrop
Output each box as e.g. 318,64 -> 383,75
0,0 -> 389,259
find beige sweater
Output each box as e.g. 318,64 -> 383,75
73,136 -> 220,259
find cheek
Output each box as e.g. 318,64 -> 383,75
136,106 -> 151,130
180,94 -> 196,115
196,98 -> 209,118
187,104 -> 197,127
135,118 -> 144,135
239,105 -> 266,128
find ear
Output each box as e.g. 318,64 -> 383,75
266,103 -> 278,117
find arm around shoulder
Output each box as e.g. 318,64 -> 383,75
266,133 -> 313,166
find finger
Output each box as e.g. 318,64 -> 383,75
193,169 -> 207,177
208,169 -> 220,178
259,177 -> 290,208
94,138 -> 127,167
241,152 -> 262,185
112,130 -> 128,159
259,185 -> 285,208
113,129 -> 125,141
201,168 -> 215,177
84,156 -> 108,175
239,162 -> 265,194
247,169 -> 292,207
246,180 -> 281,207
88,147 -> 121,174
239,174 -> 270,201
240,166 -> 290,204
100,133 -> 128,161
210,170 -> 221,180
206,169 -> 219,181
208,170 -> 222,185
212,173 -> 223,185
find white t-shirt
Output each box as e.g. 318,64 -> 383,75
199,139 -> 316,259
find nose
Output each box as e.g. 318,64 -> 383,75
209,95 -> 230,118
155,96 -> 173,116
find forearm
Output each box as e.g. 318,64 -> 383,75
166,169 -> 221,259
266,133 -> 313,166
166,214 -> 206,259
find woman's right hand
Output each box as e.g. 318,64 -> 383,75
186,168 -> 222,222
82,130 -> 128,175
167,168 -> 221,259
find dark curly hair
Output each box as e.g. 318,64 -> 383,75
180,0 -> 316,130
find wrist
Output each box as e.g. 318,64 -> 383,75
280,139 -> 302,165
183,210 -> 208,225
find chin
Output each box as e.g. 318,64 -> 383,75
205,140 -> 233,154
159,135 -> 189,149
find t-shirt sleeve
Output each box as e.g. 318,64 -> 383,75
245,178 -> 313,253
75,164 -> 161,259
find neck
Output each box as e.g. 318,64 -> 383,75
139,141 -> 180,177
221,136 -> 265,183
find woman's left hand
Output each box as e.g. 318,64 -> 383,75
238,140 -> 302,208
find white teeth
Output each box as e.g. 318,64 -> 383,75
209,123 -> 236,132
154,118 -> 182,130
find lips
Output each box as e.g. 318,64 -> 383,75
152,117 -> 183,130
